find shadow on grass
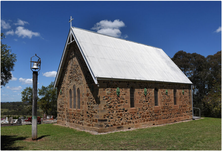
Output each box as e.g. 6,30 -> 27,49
37,135 -> 50,140
1,135 -> 27,150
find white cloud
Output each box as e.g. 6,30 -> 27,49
215,26 -> 221,33
1,20 -> 11,30
124,35 -> 128,39
6,86 -> 22,91
14,19 -> 29,26
43,71 -> 57,77
10,72 -> 17,81
6,30 -> 14,36
91,19 -> 126,38
97,28 -> 122,38
11,74 -> 17,81
15,26 -> 40,38
92,19 -> 125,30
11,77 -> 17,81
19,77 -> 32,84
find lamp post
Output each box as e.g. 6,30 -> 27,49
30,54 -> 41,140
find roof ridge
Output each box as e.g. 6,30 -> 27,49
71,26 -> 162,50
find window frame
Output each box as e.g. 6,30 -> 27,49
130,87 -> 135,108
154,88 -> 158,106
174,89 -> 177,105
69,89 -> 72,108
77,88 -> 80,109
73,85 -> 76,109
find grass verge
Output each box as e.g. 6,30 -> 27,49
1,117 -> 221,150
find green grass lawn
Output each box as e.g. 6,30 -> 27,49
1,117 -> 221,150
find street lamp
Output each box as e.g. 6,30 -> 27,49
30,54 -> 41,140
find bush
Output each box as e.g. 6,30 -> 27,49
203,99 -> 221,118
202,81 -> 221,118
12,116 -> 19,119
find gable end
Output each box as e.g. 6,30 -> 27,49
54,28 -> 98,88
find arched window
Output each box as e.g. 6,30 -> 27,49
174,89 -> 177,105
69,89 -> 72,108
154,88 -> 158,106
77,88 -> 80,109
130,87 -> 135,107
73,85 -> 76,109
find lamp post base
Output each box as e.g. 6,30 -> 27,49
32,116 -> 37,140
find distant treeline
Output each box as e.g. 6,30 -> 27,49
1,102 -> 42,117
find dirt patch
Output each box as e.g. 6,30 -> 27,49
23,135 -> 49,142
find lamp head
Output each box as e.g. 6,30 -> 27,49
30,54 -> 41,72
32,62 -> 39,70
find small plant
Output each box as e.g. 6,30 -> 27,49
116,87 -> 120,96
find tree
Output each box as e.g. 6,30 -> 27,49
172,51 -> 208,109
202,80 -> 221,118
202,51 -> 221,118
206,51 -> 221,91
38,82 -> 57,118
21,87 -> 33,115
171,50 -> 193,77
1,33 -> 17,86
172,50 -> 221,117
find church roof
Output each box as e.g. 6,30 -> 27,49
54,27 -> 192,87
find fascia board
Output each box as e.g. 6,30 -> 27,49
54,29 -> 72,88
70,27 -> 98,85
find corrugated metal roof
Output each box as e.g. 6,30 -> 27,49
54,27 -> 192,88
72,27 -> 192,84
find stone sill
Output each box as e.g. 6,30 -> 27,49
129,108 -> 137,113
173,105 -> 179,109
68,108 -> 82,112
154,106 -> 160,110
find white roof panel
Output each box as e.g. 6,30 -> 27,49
71,27 -> 192,84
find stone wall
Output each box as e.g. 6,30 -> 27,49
56,41 -> 99,132
96,81 -> 192,133
56,41 -> 192,133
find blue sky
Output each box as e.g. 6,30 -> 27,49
1,1 -> 221,102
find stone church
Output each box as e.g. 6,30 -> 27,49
54,26 -> 193,133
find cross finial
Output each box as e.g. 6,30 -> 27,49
69,16 -> 74,28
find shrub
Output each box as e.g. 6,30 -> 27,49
202,81 -> 221,118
